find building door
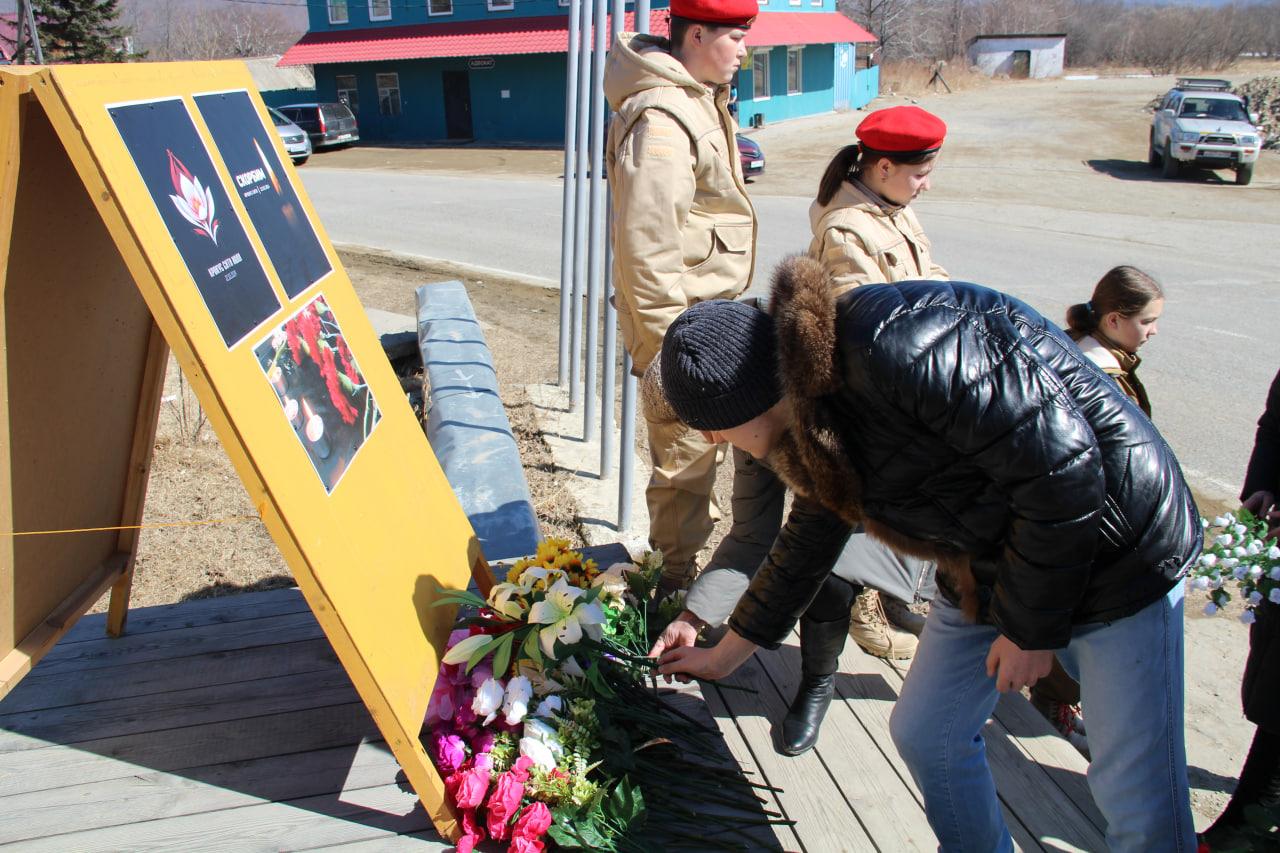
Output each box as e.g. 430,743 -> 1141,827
1011,50 -> 1031,78
442,70 -> 473,139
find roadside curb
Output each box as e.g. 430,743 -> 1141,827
333,242 -> 558,291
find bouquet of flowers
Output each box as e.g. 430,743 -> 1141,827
423,539 -> 787,852
1188,509 -> 1280,622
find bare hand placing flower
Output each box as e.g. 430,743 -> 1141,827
658,629 -> 758,683
1242,490 -> 1279,540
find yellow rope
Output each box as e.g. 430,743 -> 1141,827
1,516 -> 260,537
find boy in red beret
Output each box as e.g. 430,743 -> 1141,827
604,0 -> 757,594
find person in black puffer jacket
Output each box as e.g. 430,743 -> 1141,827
652,256 -> 1202,853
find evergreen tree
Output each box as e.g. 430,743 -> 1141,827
32,0 -> 139,63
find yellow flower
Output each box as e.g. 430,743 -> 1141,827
507,557 -> 535,584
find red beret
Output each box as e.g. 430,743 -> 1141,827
855,106 -> 947,153
670,0 -> 757,27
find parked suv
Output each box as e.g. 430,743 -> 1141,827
1149,78 -> 1262,185
276,102 -> 360,150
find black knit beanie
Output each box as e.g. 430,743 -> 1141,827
660,300 -> 781,431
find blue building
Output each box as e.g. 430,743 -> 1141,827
280,0 -> 878,144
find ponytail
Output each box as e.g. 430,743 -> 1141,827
1065,301 -> 1097,336
816,145 -> 860,207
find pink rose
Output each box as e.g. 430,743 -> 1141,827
510,755 -> 534,783
508,836 -> 545,853
484,771 -> 526,841
433,733 -> 468,774
452,762 -> 491,809
512,801 -> 552,842
456,807 -> 485,853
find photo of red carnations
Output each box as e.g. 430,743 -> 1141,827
254,295 -> 381,492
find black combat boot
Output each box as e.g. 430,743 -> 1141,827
779,614 -> 850,756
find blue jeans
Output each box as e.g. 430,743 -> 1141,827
889,583 -> 1194,852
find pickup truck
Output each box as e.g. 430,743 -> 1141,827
1149,78 -> 1263,185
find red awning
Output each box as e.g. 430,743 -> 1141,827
746,12 -> 876,48
279,10 -> 875,67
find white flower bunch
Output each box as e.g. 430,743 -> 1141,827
1191,509 -> 1279,624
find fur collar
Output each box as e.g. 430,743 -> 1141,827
766,256 -> 980,619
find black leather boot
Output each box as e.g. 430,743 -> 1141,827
779,614 -> 850,756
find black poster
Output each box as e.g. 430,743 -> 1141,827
110,98 -> 280,348
194,90 -> 332,299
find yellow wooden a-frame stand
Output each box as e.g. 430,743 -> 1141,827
0,62 -> 493,843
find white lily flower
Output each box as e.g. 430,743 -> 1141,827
472,677 -> 505,725
488,582 -> 529,619
1269,546 -> 1280,561
1215,534 -> 1234,548
592,564 -> 631,608
535,695 -> 564,718
442,633 -> 491,666
1213,515 -> 1230,528
1234,546 -> 1250,559
1199,554 -> 1218,568
1240,609 -> 1257,625
1203,602 -> 1219,616
516,659 -> 564,695
1233,523 -> 1248,537
1249,566 -> 1264,580
519,566 -> 567,592
502,675 -> 533,725
527,577 -> 607,657
1248,541 -> 1263,556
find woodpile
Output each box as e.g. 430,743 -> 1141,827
1235,76 -> 1280,149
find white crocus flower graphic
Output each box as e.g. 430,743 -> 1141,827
527,577 -> 606,657
166,150 -> 220,245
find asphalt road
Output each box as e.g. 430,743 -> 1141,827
300,167 -> 1279,503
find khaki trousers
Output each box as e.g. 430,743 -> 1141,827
645,415 -> 727,576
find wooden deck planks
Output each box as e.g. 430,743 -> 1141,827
760,636 -> 937,851
713,651 -> 878,853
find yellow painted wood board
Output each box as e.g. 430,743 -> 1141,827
0,62 -> 486,841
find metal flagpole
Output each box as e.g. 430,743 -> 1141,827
618,0 -> 650,530
556,0 -> 583,387
569,0 -> 595,410
582,0 -> 608,442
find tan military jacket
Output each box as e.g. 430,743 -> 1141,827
807,178 -> 947,293
605,32 -> 757,373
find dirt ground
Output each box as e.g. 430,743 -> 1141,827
108,66 -> 1280,832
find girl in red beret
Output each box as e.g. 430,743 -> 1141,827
808,105 -> 948,292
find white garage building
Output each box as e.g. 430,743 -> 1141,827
967,33 -> 1066,79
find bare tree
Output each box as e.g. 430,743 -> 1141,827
138,5 -> 299,60
838,0 -> 911,57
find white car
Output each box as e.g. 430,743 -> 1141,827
1149,78 -> 1262,185
269,106 -> 312,166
